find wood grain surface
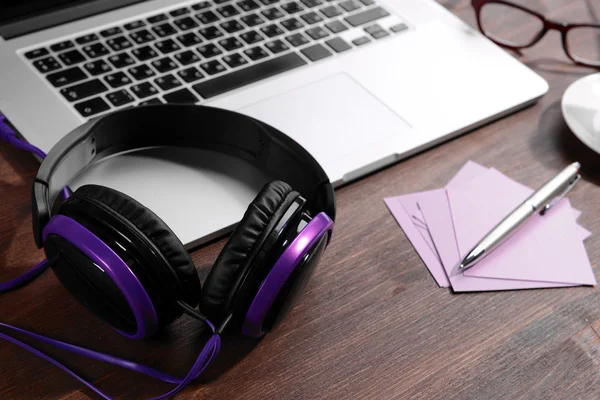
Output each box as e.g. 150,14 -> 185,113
2,0 -> 600,398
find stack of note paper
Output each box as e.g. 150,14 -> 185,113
384,161 -> 596,291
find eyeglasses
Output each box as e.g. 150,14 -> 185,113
471,0 -> 600,68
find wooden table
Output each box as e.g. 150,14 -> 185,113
2,0 -> 600,398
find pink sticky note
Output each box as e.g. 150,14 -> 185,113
448,168 -> 595,285
384,191 -> 450,288
418,192 -> 574,291
447,160 -> 488,189
415,223 -> 441,263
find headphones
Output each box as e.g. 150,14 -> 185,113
0,104 -> 336,398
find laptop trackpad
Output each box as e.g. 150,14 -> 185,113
237,72 -> 411,181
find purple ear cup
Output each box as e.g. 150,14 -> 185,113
42,215 -> 158,340
242,212 -> 334,337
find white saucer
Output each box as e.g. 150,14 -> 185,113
561,72 -> 600,154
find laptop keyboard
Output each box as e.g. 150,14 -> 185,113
21,0 -> 408,118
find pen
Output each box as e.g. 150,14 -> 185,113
457,162 -> 582,272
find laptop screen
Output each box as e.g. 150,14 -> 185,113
0,0 -> 146,39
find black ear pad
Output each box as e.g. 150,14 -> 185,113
200,180 -> 300,323
58,185 -> 201,317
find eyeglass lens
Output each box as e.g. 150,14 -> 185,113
479,2 -> 544,48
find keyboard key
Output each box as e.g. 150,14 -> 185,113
124,20 -> 146,30
107,36 -> 133,51
177,32 -> 203,46
155,39 -> 181,54
200,60 -> 226,75
174,50 -> 200,65
261,24 -> 284,37
132,46 -> 158,61
265,39 -> 289,53
240,30 -> 264,44
300,0 -> 322,7
83,60 -> 112,76
82,42 -> 110,58
195,10 -> 219,24
151,57 -> 178,73
221,19 -> 245,33
139,98 -> 164,105
364,23 -> 389,39
217,4 -> 240,18
390,23 -> 408,33
193,52 -> 306,98
241,13 -> 264,27
153,23 -> 177,37
305,26 -> 329,40
108,52 -> 136,68
339,0 -> 360,12
170,7 -> 191,17
345,7 -> 389,27
262,7 -> 284,20
100,27 -> 122,37
197,43 -> 222,58
282,2 -> 303,14
260,0 -> 280,4
25,48 -> 49,59
46,66 -> 87,87
325,20 -> 348,33
155,74 -> 182,90
104,71 -> 132,88
128,64 -> 156,80
352,36 -> 370,45
147,14 -> 168,24
74,97 -> 110,117
107,89 -> 135,106
320,5 -> 341,18
130,29 -> 155,44
300,11 -> 323,24
238,0 -> 261,11
281,18 -> 303,31
300,43 -> 331,60
325,37 -> 351,52
163,88 -> 198,104
244,46 -> 269,60
61,79 -> 107,102
178,67 -> 205,83
191,1 -> 210,10
219,37 -> 244,51
131,82 -> 159,98
33,56 -> 61,73
58,49 -> 85,65
223,52 -> 248,68
285,32 -> 308,46
199,26 -> 224,40
50,41 -> 75,52
75,34 -> 99,45
360,0 -> 374,5
173,17 -> 199,31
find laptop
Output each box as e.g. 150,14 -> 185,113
0,0 -> 548,248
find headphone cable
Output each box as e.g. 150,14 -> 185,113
0,114 -> 222,399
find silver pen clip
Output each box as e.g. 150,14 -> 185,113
540,173 -> 581,215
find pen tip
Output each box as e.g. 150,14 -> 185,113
458,263 -> 464,270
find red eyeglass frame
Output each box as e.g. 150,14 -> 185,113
471,0 -> 600,68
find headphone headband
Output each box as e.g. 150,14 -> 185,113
32,105 -> 335,248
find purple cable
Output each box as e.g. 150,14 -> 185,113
0,259 -> 50,293
0,113 -> 222,398
0,320 -> 221,399
0,114 -> 71,200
